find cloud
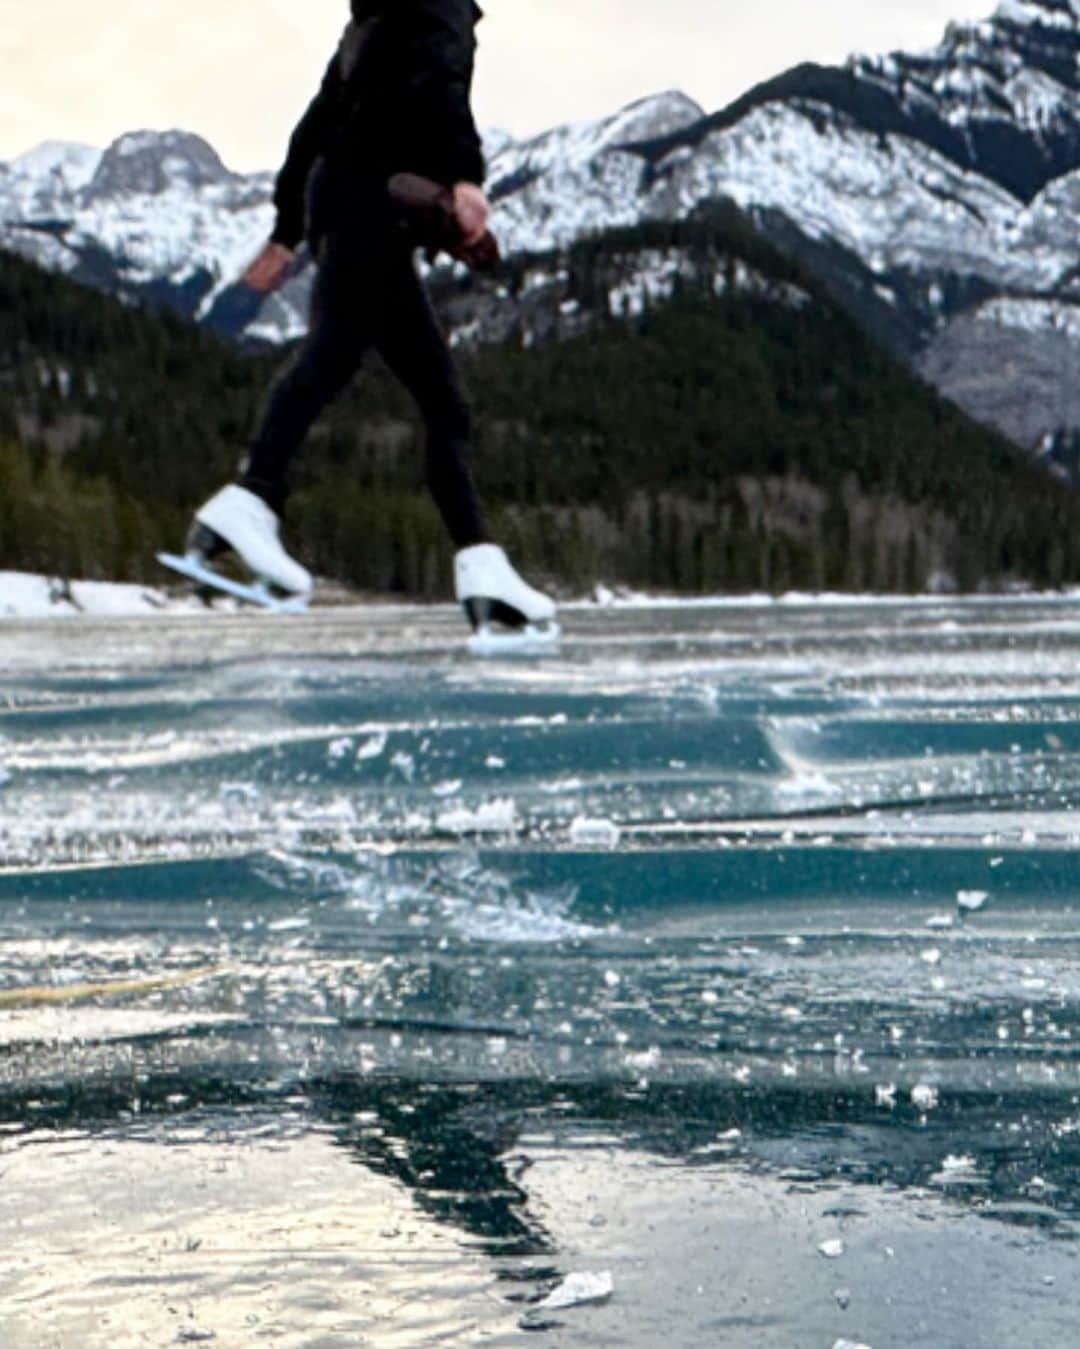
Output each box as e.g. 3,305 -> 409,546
473,0 -> 996,134
4,0 -> 998,167
2,0 -> 344,168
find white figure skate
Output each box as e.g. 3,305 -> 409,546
158,484 -> 313,612
454,543 -> 560,655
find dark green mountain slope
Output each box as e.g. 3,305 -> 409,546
3,220 -> 1079,598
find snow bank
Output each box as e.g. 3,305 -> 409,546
0,572 -> 184,619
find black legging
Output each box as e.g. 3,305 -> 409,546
241,209 -> 487,549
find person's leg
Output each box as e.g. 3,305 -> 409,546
375,253 -> 556,634
374,255 -> 488,549
187,224 -> 388,595
240,233 -> 378,515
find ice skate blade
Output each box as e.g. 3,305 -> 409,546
467,621 -> 561,657
157,552 -> 309,613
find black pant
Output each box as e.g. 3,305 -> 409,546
242,209 -> 487,549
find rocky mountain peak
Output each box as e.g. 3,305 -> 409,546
84,130 -> 234,202
12,141 -> 102,189
603,91 -> 706,144
835,1 -> 1078,199
992,0 -> 1079,27
860,0 -> 1078,106
487,90 -> 704,198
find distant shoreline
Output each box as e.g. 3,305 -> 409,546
4,569 -> 1080,622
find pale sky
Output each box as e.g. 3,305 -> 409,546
4,0 -> 998,170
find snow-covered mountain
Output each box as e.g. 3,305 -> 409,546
2,0 -> 1078,453
1,130 -> 281,330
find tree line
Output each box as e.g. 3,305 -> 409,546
3,217 -> 1080,599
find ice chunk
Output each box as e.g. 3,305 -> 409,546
957,890 -> 989,912
356,732 -> 388,761
911,1083 -> 939,1111
832,1341 -> 872,1349
390,750 -> 415,781
624,1046 -> 661,1071
539,1270 -> 614,1310
436,798 -> 518,834
931,1154 -> 983,1186
267,914 -> 311,933
818,1239 -> 845,1258
568,816 -> 622,847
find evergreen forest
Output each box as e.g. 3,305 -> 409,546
3,216 -> 1080,601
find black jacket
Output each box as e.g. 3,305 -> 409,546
271,0 -> 486,248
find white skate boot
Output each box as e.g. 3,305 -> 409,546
158,484 -> 313,612
454,543 -> 559,654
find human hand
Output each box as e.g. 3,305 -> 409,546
451,183 -> 491,245
242,242 -> 296,294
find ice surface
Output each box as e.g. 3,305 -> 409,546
3,596 -> 1080,1349
466,623 -> 562,657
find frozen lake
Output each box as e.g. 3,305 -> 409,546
2,597 -> 1080,1346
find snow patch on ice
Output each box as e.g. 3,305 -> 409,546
0,572 -> 183,618
538,1270 -> 614,1311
